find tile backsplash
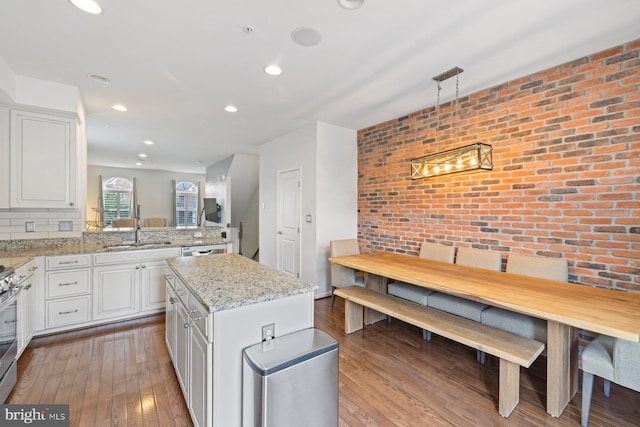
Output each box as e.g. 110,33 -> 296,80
0,209 -> 83,240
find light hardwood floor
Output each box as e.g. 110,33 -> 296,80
8,297 -> 639,426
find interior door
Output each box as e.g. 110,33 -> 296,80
277,169 -> 300,277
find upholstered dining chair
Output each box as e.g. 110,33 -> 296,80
581,335 -> 640,426
112,218 -> 136,228
387,242 -> 455,339
481,253 -> 568,343
329,239 -> 364,309
144,217 -> 167,227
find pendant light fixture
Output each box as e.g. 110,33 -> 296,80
411,67 -> 492,179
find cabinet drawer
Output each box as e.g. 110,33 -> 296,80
46,296 -> 91,328
47,269 -> 90,299
188,298 -> 209,339
46,254 -> 91,270
174,277 -> 190,303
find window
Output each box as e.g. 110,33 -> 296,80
175,181 -> 198,226
102,177 -> 133,227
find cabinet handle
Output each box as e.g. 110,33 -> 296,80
141,265 -> 146,269
69,202 -> 74,206
59,309 -> 79,315
4,320 -> 16,324
59,281 -> 78,286
18,275 -> 26,281
58,260 -> 79,265
184,322 -> 191,329
136,266 -> 140,270
29,266 -> 38,272
169,297 -> 175,304
24,284 -> 32,290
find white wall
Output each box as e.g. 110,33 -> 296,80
228,155 -> 259,259
260,123 -> 317,285
316,122 -> 358,295
87,165 -> 205,227
206,154 -> 259,258
259,121 -> 358,296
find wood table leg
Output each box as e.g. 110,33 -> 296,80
499,360 -> 520,417
546,321 -> 575,417
344,300 -> 363,334
363,272 -> 387,325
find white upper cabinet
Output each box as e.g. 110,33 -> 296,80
10,109 -> 77,208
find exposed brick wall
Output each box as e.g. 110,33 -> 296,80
358,39 -> 640,292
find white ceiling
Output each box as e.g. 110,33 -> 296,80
1,0 -> 639,174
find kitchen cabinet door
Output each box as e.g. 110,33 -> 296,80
16,261 -> 37,357
189,324 -> 212,427
165,284 -> 177,360
175,300 -> 190,398
10,109 -> 77,208
93,263 -> 139,320
141,260 -> 167,312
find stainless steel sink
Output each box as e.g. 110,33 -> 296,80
104,241 -> 172,250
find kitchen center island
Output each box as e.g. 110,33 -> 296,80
165,253 -> 316,427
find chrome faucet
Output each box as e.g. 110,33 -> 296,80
135,204 -> 142,244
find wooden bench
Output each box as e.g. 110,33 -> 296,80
333,286 -> 545,418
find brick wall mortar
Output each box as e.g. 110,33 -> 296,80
358,39 -> 640,292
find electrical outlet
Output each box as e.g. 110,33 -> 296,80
262,323 -> 275,341
59,221 -> 73,231
25,222 -> 35,232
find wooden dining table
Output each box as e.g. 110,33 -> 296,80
328,251 -> 640,418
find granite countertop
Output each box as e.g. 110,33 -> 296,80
0,238 -> 228,269
167,253 -> 316,312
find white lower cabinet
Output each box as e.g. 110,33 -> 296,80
16,257 -> 42,357
43,254 -> 91,331
169,275 -> 212,427
165,278 -> 177,360
141,261 -> 168,312
93,263 -> 139,320
189,322 -> 212,427
175,297 -> 190,397
35,248 -> 180,335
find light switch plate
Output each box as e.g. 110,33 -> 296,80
25,222 -> 35,232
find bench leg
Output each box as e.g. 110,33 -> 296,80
499,359 -> 520,418
344,300 -> 364,334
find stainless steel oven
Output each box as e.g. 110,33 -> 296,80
0,266 -> 19,403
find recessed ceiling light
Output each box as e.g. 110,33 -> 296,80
69,0 -> 103,15
291,27 -> 322,47
337,0 -> 365,10
88,74 -> 110,84
264,65 -> 282,76
135,162 -> 143,166
195,160 -> 203,165
143,140 -> 154,145
138,153 -> 147,158
224,105 -> 238,113
112,104 -> 127,112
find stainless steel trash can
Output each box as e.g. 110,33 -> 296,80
242,327 -> 338,427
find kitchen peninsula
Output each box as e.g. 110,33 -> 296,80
165,253 -> 315,426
